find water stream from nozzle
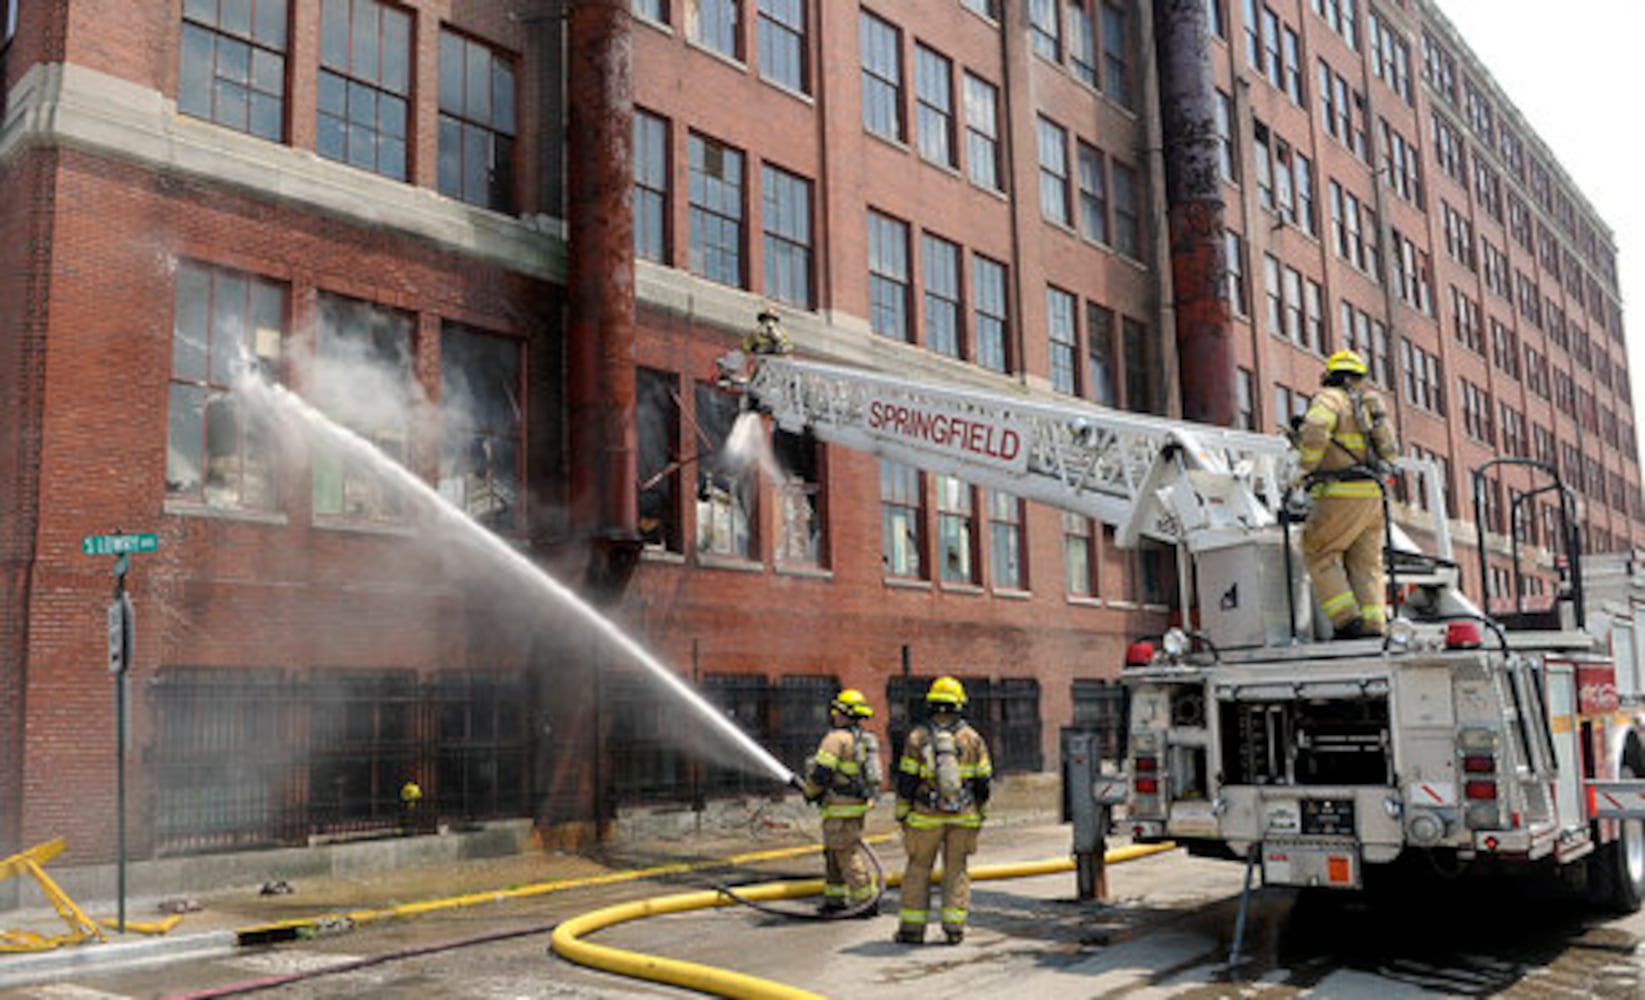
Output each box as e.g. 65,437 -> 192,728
237,376 -> 796,787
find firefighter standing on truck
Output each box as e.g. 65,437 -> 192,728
1293,349 -> 1399,639
894,676 -> 992,945
800,688 -> 882,916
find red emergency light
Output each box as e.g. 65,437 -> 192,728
1125,641 -> 1155,667
1446,621 -> 1484,649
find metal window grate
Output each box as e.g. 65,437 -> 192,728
1071,679 -> 1130,762
149,667 -> 529,855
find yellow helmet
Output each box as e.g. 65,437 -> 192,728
926,675 -> 967,708
1325,349 -> 1369,376
831,688 -> 874,718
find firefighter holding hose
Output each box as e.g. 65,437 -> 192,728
800,688 -> 883,916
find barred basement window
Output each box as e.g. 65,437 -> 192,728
777,675 -> 838,778
702,674 -> 774,795
151,668 -> 298,855
1071,679 -> 1128,761
995,678 -> 1043,772
308,670 -> 419,834
606,669 -> 692,801
434,672 -> 529,822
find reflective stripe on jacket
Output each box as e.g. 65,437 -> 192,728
805,727 -> 872,819
1296,384 -> 1396,498
895,721 -> 992,828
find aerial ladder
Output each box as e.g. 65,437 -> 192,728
721,347 -> 1467,649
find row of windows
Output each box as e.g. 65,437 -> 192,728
633,0 -> 811,96
1042,289 -> 1156,412
1035,116 -> 1143,258
1422,29 -> 1621,295
166,260 -> 524,534
1239,0 -> 1305,106
180,0 -> 517,211
1028,0 -> 1138,111
883,462 -> 1171,605
1430,107 -> 1621,346
861,10 -> 1006,193
636,111 -> 822,310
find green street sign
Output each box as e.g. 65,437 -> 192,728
82,533 -> 159,556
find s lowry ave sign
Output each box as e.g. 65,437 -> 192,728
82,533 -> 159,556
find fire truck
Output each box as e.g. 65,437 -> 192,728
723,345 -> 1645,913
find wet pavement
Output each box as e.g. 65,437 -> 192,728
3,793 -> 1645,998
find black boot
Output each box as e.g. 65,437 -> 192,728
1333,617 -> 1367,640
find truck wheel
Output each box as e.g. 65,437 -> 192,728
1590,765 -> 1645,914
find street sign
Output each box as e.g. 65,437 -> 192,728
107,593 -> 133,675
82,533 -> 158,556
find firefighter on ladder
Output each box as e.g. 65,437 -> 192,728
1293,349 -> 1399,640
800,688 -> 882,916
894,676 -> 992,945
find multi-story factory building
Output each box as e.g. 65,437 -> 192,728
0,0 -> 1636,866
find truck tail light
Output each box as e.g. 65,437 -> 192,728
1134,777 -> 1159,794
1134,755 -> 1158,773
1464,780 -> 1498,801
1462,753 -> 1496,774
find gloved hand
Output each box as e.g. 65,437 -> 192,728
1285,491 -> 1314,519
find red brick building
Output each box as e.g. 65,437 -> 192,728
0,0 -> 1637,866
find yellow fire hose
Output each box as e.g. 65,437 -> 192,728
233,838 -> 892,945
550,842 -> 1177,1000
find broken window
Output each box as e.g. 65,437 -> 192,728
694,384 -> 753,559
166,260 -> 283,511
773,428 -> 823,566
312,293 -> 414,522
439,323 -> 522,534
637,368 -> 683,553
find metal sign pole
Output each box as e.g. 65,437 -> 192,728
108,553 -> 132,934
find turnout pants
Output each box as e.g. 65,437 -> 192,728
898,820 -> 980,935
1302,494 -> 1387,632
822,816 -> 875,906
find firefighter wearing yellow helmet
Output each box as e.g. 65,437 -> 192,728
893,675 -> 993,945
800,688 -> 882,915
1293,349 -> 1399,639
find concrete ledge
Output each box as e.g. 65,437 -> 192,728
0,930 -> 238,989
0,820 -> 534,918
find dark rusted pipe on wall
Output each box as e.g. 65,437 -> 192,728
566,0 -> 640,596
1153,0 -> 1235,427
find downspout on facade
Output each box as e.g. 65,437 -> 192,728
565,0 -> 641,601
1153,0 -> 1235,427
